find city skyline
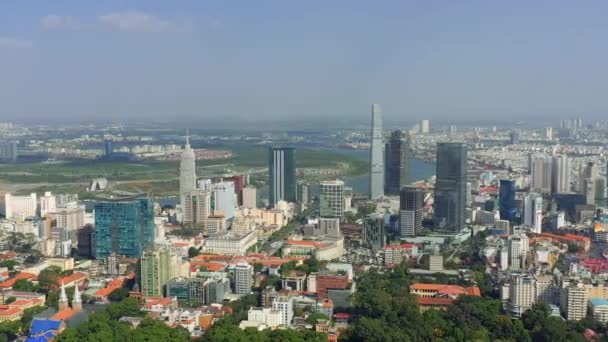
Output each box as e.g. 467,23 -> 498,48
3,1 -> 608,122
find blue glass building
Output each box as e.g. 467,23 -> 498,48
499,180 -> 518,222
434,142 -> 467,232
94,197 -> 154,259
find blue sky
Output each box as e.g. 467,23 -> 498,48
1,0 -> 608,123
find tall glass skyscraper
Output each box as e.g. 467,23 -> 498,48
269,147 -> 296,206
94,197 -> 155,259
179,133 -> 197,203
319,180 -> 345,218
385,130 -> 409,196
499,180 -> 517,222
434,142 -> 467,232
369,104 -> 384,200
400,186 -> 424,238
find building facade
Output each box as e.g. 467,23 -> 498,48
399,186 -> 423,238
319,180 -> 345,218
269,147 -> 296,206
384,130 -> 409,196
434,142 -> 467,232
369,104 -> 384,200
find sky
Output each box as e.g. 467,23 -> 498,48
1,0 -> 608,124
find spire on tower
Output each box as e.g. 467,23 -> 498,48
59,281 -> 68,303
73,284 -> 81,304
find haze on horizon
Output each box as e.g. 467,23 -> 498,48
1,0 -> 608,124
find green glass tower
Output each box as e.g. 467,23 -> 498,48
94,197 -> 155,259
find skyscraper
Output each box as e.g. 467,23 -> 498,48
138,248 -> 180,297
319,180 -> 345,218
499,180 -> 517,223
399,186 -> 424,238
420,119 -> 430,134
94,197 -> 155,259
530,155 -> 553,194
242,187 -> 257,209
369,104 -> 384,200
179,133 -> 197,203
269,147 -> 296,206
183,190 -> 211,224
0,141 -> 17,162
384,130 -> 409,196
551,155 -> 571,194
523,193 -> 543,234
234,261 -> 253,295
363,213 -> 386,251
212,180 -> 236,220
434,142 -> 467,232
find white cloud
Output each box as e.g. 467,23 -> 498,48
98,11 -> 190,33
0,37 -> 33,49
42,15 -> 75,30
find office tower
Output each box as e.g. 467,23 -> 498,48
39,192 -> 57,217
508,275 -> 536,317
420,119 -> 430,134
2,193 -> 37,219
579,162 -> 599,192
103,140 -> 114,157
94,197 -> 155,259
509,131 -> 519,145
585,178 -> 596,205
399,186 -> 423,238
466,182 -> 472,207
269,147 -> 296,206
499,180 -> 517,222
234,261 -> 253,295
530,155 -> 552,193
179,133 -> 197,203
434,143 -> 467,232
384,130 -> 409,196
212,181 -> 236,220
369,104 -> 384,200
595,178 -> 607,207
0,141 -> 17,162
551,155 -> 571,194
363,213 -> 386,251
242,187 -> 257,209
77,225 -> 94,258
296,181 -> 310,205
272,296 -> 294,327
509,234 -> 529,270
545,127 -> 553,140
183,190 -> 211,224
523,193 -> 543,234
226,175 -> 245,206
47,207 -> 85,231
449,125 -> 457,134
319,180 -> 345,218
138,249 -> 179,297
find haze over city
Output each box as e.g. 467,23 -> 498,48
2,1 -> 608,124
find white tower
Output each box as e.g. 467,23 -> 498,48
179,130 -> 197,203
369,104 -> 384,200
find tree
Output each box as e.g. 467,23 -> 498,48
106,297 -> 143,320
12,279 -> 38,292
108,287 -> 130,302
0,260 -> 18,271
306,312 -> 329,325
188,247 -> 200,258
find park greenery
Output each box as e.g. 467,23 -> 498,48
339,263 -> 607,342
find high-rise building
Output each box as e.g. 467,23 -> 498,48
212,181 -> 236,220
77,225 -> 94,258
269,147 -> 296,206
242,187 -> 257,209
509,131 -> 520,145
226,175 -> 245,206
103,140 -> 114,157
234,261 -> 253,295
551,155 -> 571,194
369,104 -> 384,200
94,197 -> 155,259
530,155 -> 552,193
420,119 -> 430,134
183,190 -> 211,224
179,133 -> 197,204
434,143 -> 467,232
138,248 -> 180,297
272,296 -> 294,327
508,275 -> 536,317
363,213 -> 385,251
523,193 -> 543,234
296,181 -> 310,205
399,186 -> 423,238
545,127 -> 553,140
0,141 -> 17,162
319,180 -> 345,218
595,178 -> 607,207
2,193 -> 37,219
499,180 -> 517,222
384,130 -> 409,196
509,234 -> 529,270
39,192 -> 57,217
47,207 -> 85,231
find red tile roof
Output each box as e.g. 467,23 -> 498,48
0,272 -> 35,289
416,297 -> 455,305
